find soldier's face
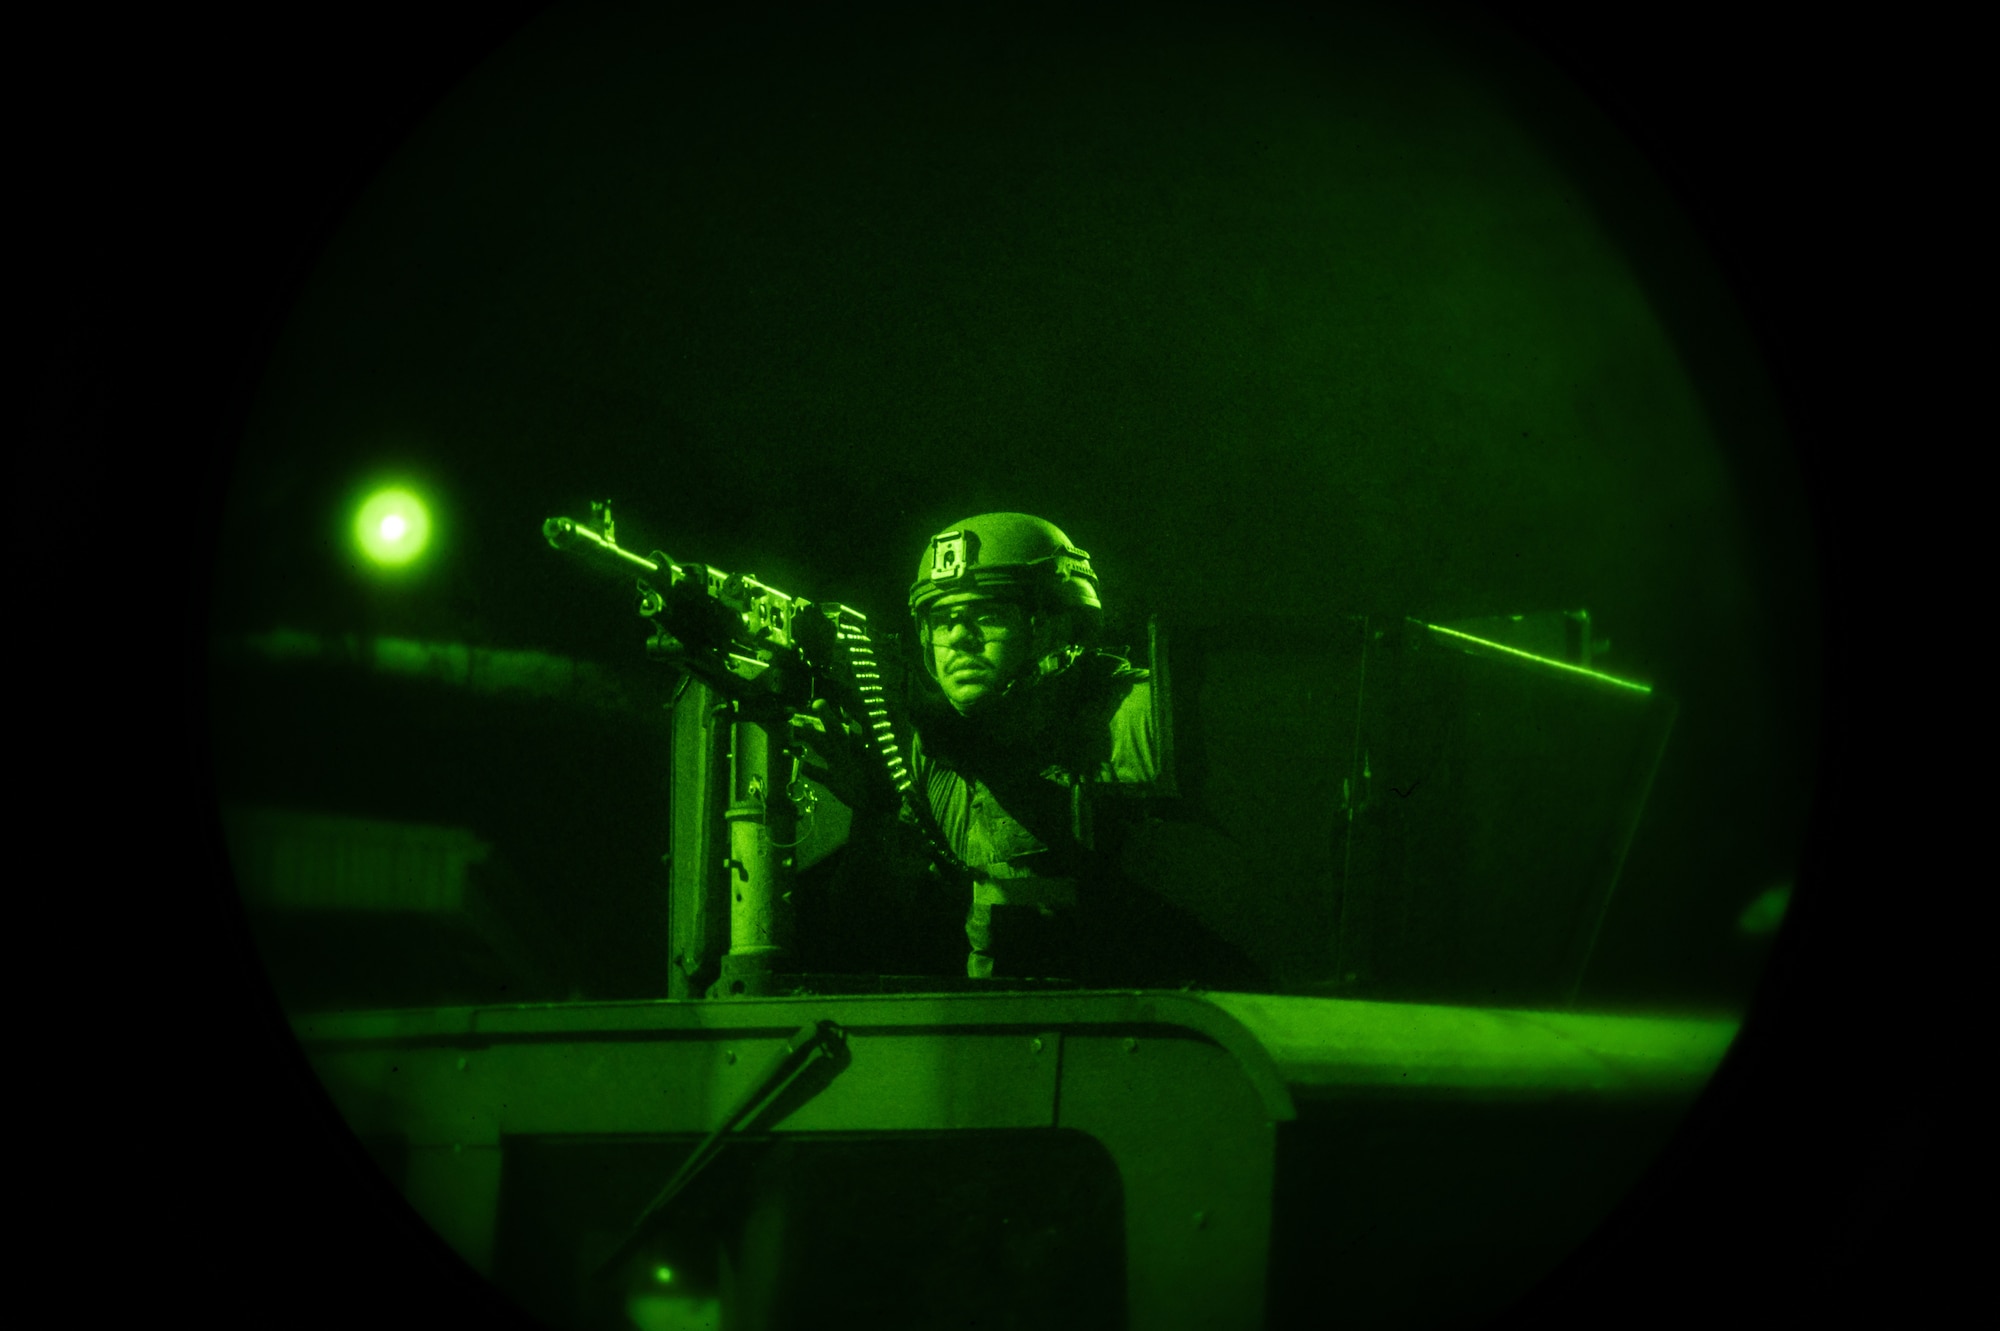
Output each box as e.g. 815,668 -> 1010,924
928,594 -> 1037,714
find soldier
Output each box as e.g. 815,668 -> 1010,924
902,512 -> 1165,982
804,511 -> 1255,987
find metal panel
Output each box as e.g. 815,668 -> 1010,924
308,1025 -> 1064,1145
1333,618 -> 1677,1006
1060,1030 -> 1278,1331
405,1143 -> 504,1276
291,992 -> 1736,1331
296,994 -> 1298,1330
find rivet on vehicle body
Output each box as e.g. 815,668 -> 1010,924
725,1050 -> 737,1065
1123,1037 -> 1138,1053
456,1057 -> 468,1072
1030,1037 -> 1044,1054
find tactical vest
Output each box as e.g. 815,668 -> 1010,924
910,658 -> 1160,976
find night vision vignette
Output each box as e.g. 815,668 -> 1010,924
191,4 -> 1833,1330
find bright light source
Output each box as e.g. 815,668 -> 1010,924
654,1265 -> 675,1284
354,487 -> 432,567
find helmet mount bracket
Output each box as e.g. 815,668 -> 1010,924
929,531 -> 974,585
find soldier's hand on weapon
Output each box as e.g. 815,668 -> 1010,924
796,698 -> 878,811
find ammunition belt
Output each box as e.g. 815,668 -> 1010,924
831,607 -> 971,888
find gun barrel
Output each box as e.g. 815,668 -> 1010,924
543,516 -> 662,576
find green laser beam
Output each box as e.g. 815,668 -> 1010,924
1422,622 -> 1652,694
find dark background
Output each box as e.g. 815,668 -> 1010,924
28,0 -> 1936,1327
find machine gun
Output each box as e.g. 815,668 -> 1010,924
543,502 -> 967,996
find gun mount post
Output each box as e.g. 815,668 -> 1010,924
714,711 -> 797,997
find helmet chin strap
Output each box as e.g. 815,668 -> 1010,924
1038,643 -> 1085,681
982,644 -> 1082,710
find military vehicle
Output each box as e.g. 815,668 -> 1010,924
233,504 -> 1731,1330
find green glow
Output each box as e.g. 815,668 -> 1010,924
627,1295 -> 720,1331
1208,992 -> 1737,1094
653,1265 -> 674,1284
353,487 -> 432,567
1737,883 -> 1791,935
1423,622 -> 1652,695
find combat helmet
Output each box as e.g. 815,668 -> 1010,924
908,513 -> 1101,677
